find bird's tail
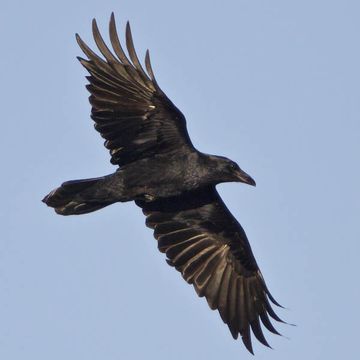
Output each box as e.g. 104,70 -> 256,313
42,176 -> 117,215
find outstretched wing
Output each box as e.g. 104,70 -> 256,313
76,13 -> 194,167
136,186 -> 284,354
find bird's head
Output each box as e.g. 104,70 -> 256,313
208,155 -> 256,186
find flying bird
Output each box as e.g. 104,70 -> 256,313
43,14 -> 285,353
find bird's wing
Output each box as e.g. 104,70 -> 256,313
136,186 -> 284,354
76,14 -> 194,167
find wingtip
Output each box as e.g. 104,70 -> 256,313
145,49 -> 151,67
229,327 -> 239,340
268,294 -> 285,309
263,339 -> 273,350
125,21 -> 131,41
240,328 -> 254,355
92,18 -> 98,31
125,21 -> 131,40
110,12 -> 116,29
256,336 -> 272,350
75,33 -> 85,48
109,12 -> 114,23
242,340 -> 254,355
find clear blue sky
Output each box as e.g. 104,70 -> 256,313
1,1 -> 359,359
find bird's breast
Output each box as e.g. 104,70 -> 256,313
121,152 -> 202,199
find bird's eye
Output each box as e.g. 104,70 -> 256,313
229,162 -> 238,171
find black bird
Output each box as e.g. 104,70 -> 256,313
43,14 -> 285,353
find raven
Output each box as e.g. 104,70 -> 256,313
43,14 -> 285,353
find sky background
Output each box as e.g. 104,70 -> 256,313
1,1 -> 359,359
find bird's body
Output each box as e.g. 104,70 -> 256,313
45,150 -> 256,213
121,151 -> 256,198
43,14 -> 285,353
122,151 -> 215,199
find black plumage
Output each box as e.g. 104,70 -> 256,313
43,14 -> 285,353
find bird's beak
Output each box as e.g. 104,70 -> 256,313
235,169 -> 256,186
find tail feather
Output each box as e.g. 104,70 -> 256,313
43,177 -> 115,215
